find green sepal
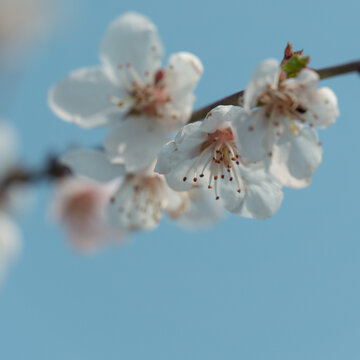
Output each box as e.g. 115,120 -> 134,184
281,55 -> 310,78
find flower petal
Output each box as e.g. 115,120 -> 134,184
307,87 -> 339,128
60,149 -> 125,182
269,127 -> 322,188
244,58 -> 280,111
105,116 -> 170,172
49,67 -> 125,128
233,109 -> 270,162
171,187 -> 224,229
231,165 -> 283,219
200,105 -> 239,133
166,52 -> 203,104
100,12 -> 164,82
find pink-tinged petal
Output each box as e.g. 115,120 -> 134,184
231,165 -> 283,219
306,87 -> 339,129
105,116 -> 170,172
49,67 -> 125,128
100,12 -> 163,82
51,177 -> 123,253
269,127 -> 322,188
60,149 -> 125,182
244,58 -> 280,111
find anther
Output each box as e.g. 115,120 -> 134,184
193,177 -> 198,182
216,196 -> 220,200
199,174 -> 204,178
214,176 -> 218,180
183,177 -> 187,182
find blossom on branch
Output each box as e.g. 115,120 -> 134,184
49,12 -> 203,172
236,58 -> 339,188
156,106 -> 284,220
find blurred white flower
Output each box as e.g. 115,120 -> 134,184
60,149 -> 181,232
49,12 -> 203,172
51,176 -> 123,253
156,106 -> 283,220
0,212 -> 21,284
0,121 -> 22,284
0,0 -> 53,67
235,58 -> 339,188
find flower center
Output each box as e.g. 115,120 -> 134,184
112,64 -> 172,118
64,190 -> 100,223
114,174 -> 165,228
182,127 -> 243,200
258,83 -> 308,124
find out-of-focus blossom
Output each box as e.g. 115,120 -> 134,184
0,0 -> 53,67
0,121 -> 22,284
51,176 -> 123,253
60,148 -> 182,232
156,106 -> 283,220
235,58 -> 339,188
49,12 -> 203,172
0,212 -> 21,284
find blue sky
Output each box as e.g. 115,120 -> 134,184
0,0 -> 360,359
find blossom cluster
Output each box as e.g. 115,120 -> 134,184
46,12 -> 339,252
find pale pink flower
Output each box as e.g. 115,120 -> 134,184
51,176 -> 123,253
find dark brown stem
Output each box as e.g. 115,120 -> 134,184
0,156 -> 71,198
189,59 -> 360,123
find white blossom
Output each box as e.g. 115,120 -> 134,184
235,58 -> 339,188
49,12 -> 203,172
156,106 -> 283,220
